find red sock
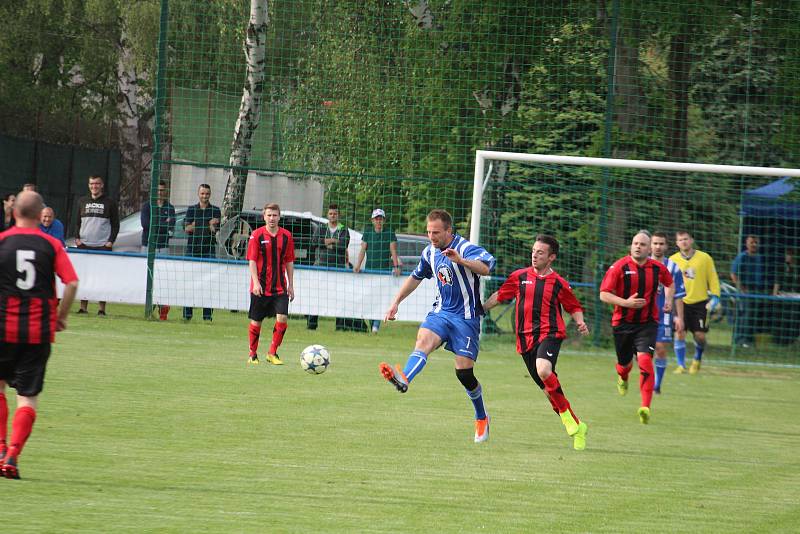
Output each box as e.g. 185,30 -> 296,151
249,323 -> 262,356
8,406 -> 36,458
0,393 -> 7,452
637,353 -> 655,408
159,305 -> 170,321
268,321 -> 287,355
543,374 -> 579,422
616,363 -> 633,381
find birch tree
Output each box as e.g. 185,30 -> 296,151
221,0 -> 268,226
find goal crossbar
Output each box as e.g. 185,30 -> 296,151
470,151 -> 800,244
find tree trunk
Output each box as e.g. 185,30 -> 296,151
667,32 -> 691,161
221,0 -> 269,226
116,21 -> 144,214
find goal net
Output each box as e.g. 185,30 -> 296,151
472,151 -> 800,366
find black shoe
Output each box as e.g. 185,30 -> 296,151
654,387 -> 661,395
77,309 -> 88,315
97,310 -> 106,317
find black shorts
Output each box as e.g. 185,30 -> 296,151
0,342 -> 51,396
248,294 -> 289,322
521,337 -> 563,388
613,323 -> 657,365
684,300 -> 709,333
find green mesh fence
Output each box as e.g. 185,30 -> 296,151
144,0 -> 800,364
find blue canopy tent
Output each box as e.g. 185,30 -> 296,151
740,177 -> 800,287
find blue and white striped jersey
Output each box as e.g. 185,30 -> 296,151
411,234 -> 496,319
655,256 -> 686,325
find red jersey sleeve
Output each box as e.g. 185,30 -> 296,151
658,262 -> 674,287
55,245 -> 79,285
599,261 -> 622,294
283,231 -> 295,263
246,229 -> 260,262
558,277 -> 583,314
495,270 -> 520,303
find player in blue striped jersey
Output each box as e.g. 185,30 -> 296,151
651,232 -> 686,393
380,209 -> 496,443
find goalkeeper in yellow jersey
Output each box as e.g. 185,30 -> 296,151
669,230 -> 721,374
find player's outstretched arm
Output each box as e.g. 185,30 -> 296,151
249,260 -> 263,296
385,276 -> 423,321
484,291 -> 500,312
600,290 -> 646,309
443,248 -> 491,276
57,281 -> 79,331
663,283 -> 675,313
570,310 -> 589,335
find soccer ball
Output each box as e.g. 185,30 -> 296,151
300,344 -> 330,374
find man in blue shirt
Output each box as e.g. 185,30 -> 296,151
141,181 -> 176,254
731,235 -> 766,347
183,184 -> 221,322
380,209 -> 496,443
39,207 -> 65,245
651,232 -> 685,393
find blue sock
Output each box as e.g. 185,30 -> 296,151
402,350 -> 427,383
694,343 -> 705,361
466,384 -> 487,420
674,340 -> 686,368
654,358 -> 667,389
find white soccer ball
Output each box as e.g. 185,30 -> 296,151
300,344 -> 330,374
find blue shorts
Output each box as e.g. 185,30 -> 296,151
656,312 -> 672,343
420,311 -> 481,360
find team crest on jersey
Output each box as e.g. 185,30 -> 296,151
437,266 -> 454,286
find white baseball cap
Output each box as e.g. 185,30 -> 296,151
371,208 -> 386,218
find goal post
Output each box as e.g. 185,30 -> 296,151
471,150 -> 800,245
472,150 -> 800,366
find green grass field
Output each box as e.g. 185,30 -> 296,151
4,305 -> 799,533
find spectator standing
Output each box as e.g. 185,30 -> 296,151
669,230 -> 721,374
75,175 -> 119,316
484,235 -> 590,450
183,184 -> 221,322
141,181 -> 176,321
774,248 -> 800,295
353,208 -> 401,333
600,230 -> 675,424
0,191 -> 79,479
307,204 -> 351,331
379,209 -> 496,443
246,203 -> 295,365
2,193 -> 16,232
39,207 -> 65,245
731,235 -> 767,347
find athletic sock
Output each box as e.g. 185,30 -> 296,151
268,321 -> 287,355
8,406 -> 36,458
466,384 -> 487,420
615,363 -> 632,381
542,374 -> 568,413
637,353 -> 655,408
0,392 -> 7,453
694,343 -> 705,361
674,339 -> 687,367
402,350 -> 427,383
248,323 -> 262,356
654,357 -> 667,389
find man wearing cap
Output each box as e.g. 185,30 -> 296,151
354,208 -> 401,333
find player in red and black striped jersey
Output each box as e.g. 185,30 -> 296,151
0,191 -> 79,478
600,230 -> 674,424
245,203 -> 295,366
485,235 -> 590,451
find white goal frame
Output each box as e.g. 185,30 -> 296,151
470,150 -> 800,244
